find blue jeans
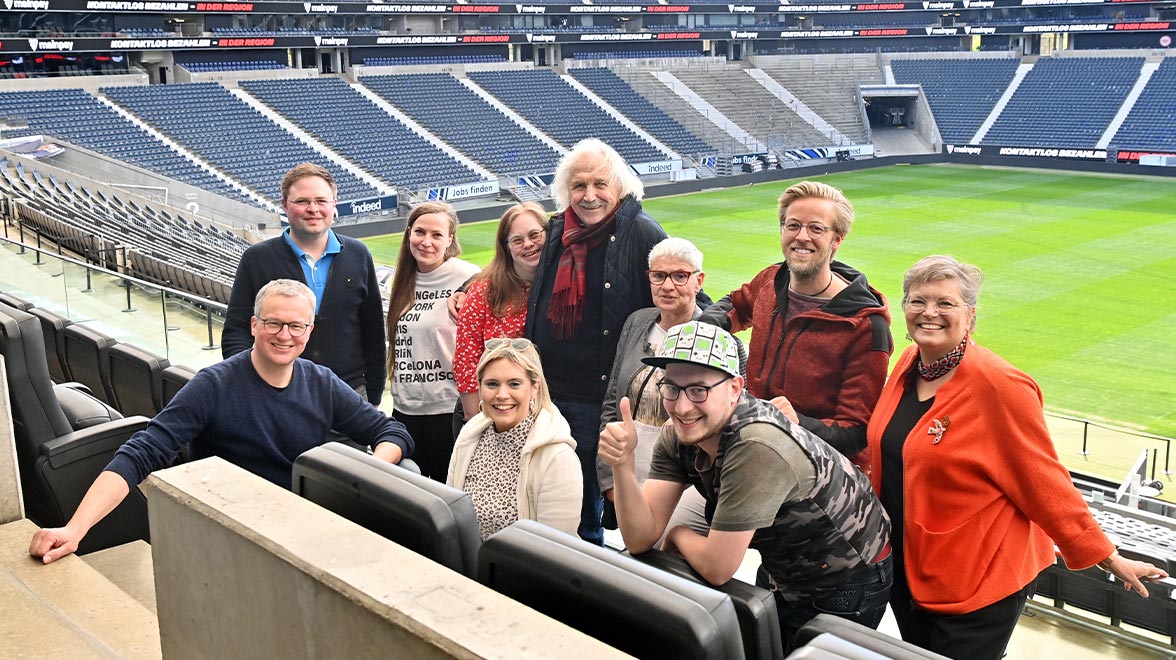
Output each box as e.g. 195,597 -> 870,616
758,554 -> 894,653
552,397 -> 604,546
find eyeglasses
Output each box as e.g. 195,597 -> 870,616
781,221 -> 832,237
258,318 -> 312,336
507,228 -> 546,249
647,270 -> 698,286
657,375 -> 733,403
485,337 -> 534,352
287,198 -> 335,209
903,299 -> 966,314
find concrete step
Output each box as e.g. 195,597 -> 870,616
82,540 -> 156,615
0,518 -> 161,659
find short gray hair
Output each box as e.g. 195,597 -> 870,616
254,279 -> 316,318
648,237 -> 703,272
551,138 -> 644,211
902,255 -> 982,331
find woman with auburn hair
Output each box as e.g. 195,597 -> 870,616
453,202 -> 548,423
448,338 -> 582,539
867,254 -> 1166,660
386,201 -> 479,481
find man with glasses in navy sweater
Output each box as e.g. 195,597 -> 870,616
30,280 -> 413,564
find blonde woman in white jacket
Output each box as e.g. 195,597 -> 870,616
447,338 -> 583,540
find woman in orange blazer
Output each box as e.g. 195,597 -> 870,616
866,255 -> 1165,660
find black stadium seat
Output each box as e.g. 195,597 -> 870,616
108,342 -> 170,418
26,306 -> 73,383
63,323 -> 119,406
629,548 -> 782,660
792,614 -> 949,659
0,302 -> 150,554
478,519 -> 745,659
160,363 -> 198,410
293,443 -> 478,578
0,291 -> 33,311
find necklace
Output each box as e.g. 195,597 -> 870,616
916,335 -> 969,381
792,272 -> 834,298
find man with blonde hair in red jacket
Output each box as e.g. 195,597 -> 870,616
700,181 -> 891,467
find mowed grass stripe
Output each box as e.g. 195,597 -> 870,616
363,165 -> 1176,446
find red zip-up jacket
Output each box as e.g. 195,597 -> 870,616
700,260 -> 892,464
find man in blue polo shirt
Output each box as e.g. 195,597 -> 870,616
223,163 -> 386,405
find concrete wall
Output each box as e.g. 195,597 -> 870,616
0,356 -> 23,525
174,67 -> 320,88
0,72 -> 149,94
143,458 -> 628,659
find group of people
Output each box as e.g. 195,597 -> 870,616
28,141 -> 1168,659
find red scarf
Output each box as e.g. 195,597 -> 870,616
546,207 -> 616,339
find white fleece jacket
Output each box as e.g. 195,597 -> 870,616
447,406 -> 582,537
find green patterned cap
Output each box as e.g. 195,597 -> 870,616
642,321 -> 740,378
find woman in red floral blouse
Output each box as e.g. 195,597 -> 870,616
454,202 -> 549,421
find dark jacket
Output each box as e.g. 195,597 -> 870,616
699,260 -> 892,461
524,195 -> 667,403
222,233 -> 387,405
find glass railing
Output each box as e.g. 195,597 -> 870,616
0,232 -> 225,371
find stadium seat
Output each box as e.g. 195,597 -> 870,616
293,443 -> 480,578
792,614 -> 949,658
108,342 -> 170,418
0,291 -> 33,311
629,548 -> 782,660
160,363 -> 198,410
27,306 -> 73,383
0,302 -> 150,553
62,323 -> 119,407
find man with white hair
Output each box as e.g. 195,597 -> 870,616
524,138 -> 668,545
30,279 -> 413,564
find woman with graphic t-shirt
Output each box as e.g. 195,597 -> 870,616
386,201 -> 480,481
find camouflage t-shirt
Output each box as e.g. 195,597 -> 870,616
647,392 -> 890,602
649,422 -> 816,532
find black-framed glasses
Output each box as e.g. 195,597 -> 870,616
507,228 -> 546,249
647,269 -> 698,286
258,318 -> 311,337
657,375 -> 733,403
287,198 -> 335,209
485,337 -> 534,351
781,221 -> 831,237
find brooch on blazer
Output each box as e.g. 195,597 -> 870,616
927,416 -> 950,445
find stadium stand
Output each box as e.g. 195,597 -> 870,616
0,89 -> 252,204
983,56 -> 1144,148
663,65 -> 833,149
180,61 -> 288,73
890,57 -> 1021,144
568,67 -> 717,156
358,73 -> 563,177
362,55 -> 507,66
239,77 -> 483,190
101,82 -> 378,203
3,161 -> 246,304
1109,58 -> 1176,153
755,56 -> 881,145
565,50 -> 703,60
466,69 -> 666,162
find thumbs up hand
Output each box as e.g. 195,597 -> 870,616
599,396 -> 638,469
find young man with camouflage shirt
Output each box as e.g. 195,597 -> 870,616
599,321 -> 893,651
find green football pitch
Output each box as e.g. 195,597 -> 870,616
364,164 -> 1176,486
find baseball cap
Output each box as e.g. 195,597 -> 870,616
642,321 -> 740,378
